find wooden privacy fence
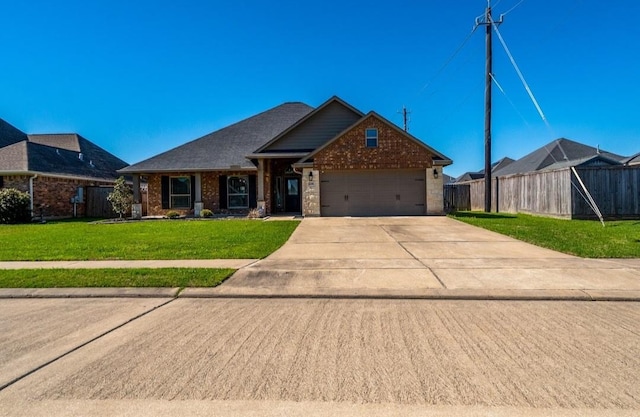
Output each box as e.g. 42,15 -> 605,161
443,184 -> 471,212
461,166 -> 640,219
572,166 -> 640,218
86,186 -> 116,218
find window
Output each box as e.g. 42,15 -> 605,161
228,176 -> 249,208
170,177 -> 191,208
365,128 -> 378,148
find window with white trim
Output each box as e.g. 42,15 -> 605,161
170,177 -> 191,208
228,176 -> 249,208
365,128 -> 378,148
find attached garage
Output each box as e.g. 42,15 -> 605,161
320,169 -> 426,216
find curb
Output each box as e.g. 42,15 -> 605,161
2,288 -> 640,302
179,288 -> 640,302
0,288 -> 180,299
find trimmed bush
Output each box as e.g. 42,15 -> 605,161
0,188 -> 31,224
165,210 -> 180,219
200,209 -> 213,218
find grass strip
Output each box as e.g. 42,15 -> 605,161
0,219 -> 299,261
0,268 -> 236,288
450,211 -> 640,258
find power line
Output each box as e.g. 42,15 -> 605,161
501,0 -> 527,17
417,24 -> 479,96
491,16 -> 549,127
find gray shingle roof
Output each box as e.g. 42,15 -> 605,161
0,118 -> 27,148
0,130 -> 129,180
120,102 -> 314,174
493,138 -> 625,177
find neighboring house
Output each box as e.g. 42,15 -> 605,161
455,156 -> 514,183
623,152 -> 640,166
0,118 -> 129,218
460,138 -> 639,218
120,96 -> 453,217
491,138 -> 624,177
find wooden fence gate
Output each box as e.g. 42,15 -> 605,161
443,184 -> 471,212
86,186 -> 115,218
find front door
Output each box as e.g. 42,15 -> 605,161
284,177 -> 301,213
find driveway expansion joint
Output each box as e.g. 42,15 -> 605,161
0,297 -> 176,393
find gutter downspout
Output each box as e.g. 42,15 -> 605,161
29,174 -> 38,217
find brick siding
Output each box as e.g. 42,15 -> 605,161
313,115 -> 434,171
0,175 -> 113,218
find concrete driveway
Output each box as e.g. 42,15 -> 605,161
203,216 -> 640,298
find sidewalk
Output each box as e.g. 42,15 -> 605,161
1,217 -> 639,301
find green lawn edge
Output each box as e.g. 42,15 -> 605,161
0,219 -> 299,261
0,268 -> 236,288
449,211 -> 640,258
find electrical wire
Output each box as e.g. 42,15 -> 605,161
417,25 -> 479,96
490,72 -> 530,126
501,0 -> 526,17
490,16 -> 550,127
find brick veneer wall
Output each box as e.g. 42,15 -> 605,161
146,171 -> 257,216
0,175 -> 114,218
313,115 -> 434,171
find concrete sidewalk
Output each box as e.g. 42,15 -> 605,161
1,217 -> 639,301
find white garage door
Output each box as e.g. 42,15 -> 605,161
320,170 -> 426,216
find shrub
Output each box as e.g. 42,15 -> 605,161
200,209 -> 213,218
107,176 -> 133,219
165,210 -> 180,219
247,208 -> 262,219
0,188 -> 31,224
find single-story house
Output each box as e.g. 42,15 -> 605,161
120,96 -> 453,217
0,118 -> 129,218
452,138 -> 640,218
454,157 -> 515,183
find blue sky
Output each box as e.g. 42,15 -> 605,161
1,0 -> 638,177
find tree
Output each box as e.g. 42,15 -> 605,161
107,176 -> 133,219
0,188 -> 31,224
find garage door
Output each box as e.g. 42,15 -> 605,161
320,170 -> 426,216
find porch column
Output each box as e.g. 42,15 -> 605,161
257,159 -> 266,216
132,175 -> 141,203
194,173 -> 203,216
131,174 -> 142,219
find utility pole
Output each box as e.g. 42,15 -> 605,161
398,105 -> 411,132
477,1 -> 502,212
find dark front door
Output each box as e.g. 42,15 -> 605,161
285,177 -> 301,213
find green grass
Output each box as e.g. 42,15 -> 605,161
0,268 -> 235,288
0,219 -> 299,261
449,211 -> 640,258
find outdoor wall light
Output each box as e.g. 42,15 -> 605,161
433,168 -> 439,179
308,171 -> 314,181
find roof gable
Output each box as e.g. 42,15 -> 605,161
300,111 -> 452,166
0,118 -> 28,148
27,134 -> 81,152
0,141 -> 28,171
121,102 -> 313,173
494,138 -> 625,176
253,96 -> 364,154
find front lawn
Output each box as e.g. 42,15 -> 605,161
0,219 -> 299,261
449,211 -> 640,258
0,268 -> 235,288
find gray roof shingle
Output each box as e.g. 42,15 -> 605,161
120,102 -> 314,174
0,118 -> 28,148
493,138 -> 625,177
0,131 -> 129,180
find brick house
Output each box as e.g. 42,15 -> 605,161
0,118 -> 128,218
120,96 -> 452,217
